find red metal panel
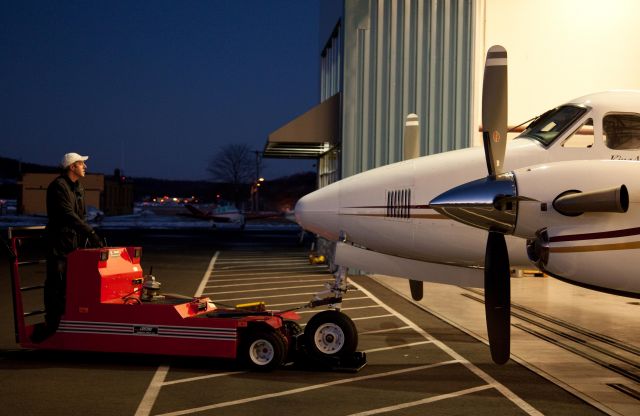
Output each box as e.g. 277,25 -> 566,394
14,246 -> 296,362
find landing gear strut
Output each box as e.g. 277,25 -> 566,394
296,264 -> 365,371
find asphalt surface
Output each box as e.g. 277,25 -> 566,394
0,228 -> 608,415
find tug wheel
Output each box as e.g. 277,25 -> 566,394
283,320 -> 303,337
304,310 -> 357,360
241,328 -> 287,371
283,320 -> 303,363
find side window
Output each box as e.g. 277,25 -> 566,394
561,119 -> 594,148
604,114 -> 640,150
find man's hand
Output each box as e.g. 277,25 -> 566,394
88,231 -> 104,248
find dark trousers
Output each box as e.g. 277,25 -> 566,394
44,256 -> 67,330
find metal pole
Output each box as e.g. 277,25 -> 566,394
254,151 -> 261,212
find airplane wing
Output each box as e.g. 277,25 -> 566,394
181,204 -> 232,223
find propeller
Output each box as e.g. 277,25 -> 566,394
409,279 -> 423,301
431,46 -> 631,364
481,45 -> 511,364
484,229 -> 511,364
431,45 -> 511,364
482,45 -> 508,177
403,113 -> 424,301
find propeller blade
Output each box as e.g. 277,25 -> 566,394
403,115 -> 422,302
409,279 -> 423,301
482,45 -> 508,177
403,113 -> 420,160
484,231 -> 511,364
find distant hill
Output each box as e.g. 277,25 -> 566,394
0,156 -> 316,207
0,156 -> 59,178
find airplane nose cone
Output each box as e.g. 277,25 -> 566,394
429,173 -> 518,234
294,183 -> 341,240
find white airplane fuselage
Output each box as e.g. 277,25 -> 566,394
295,91 -> 640,293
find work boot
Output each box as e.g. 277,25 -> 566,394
30,322 -> 54,343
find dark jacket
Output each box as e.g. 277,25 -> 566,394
46,175 -> 95,257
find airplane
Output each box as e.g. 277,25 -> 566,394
294,45 -> 640,364
180,203 -> 246,227
182,204 -> 285,226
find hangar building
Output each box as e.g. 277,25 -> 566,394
265,0 -> 640,185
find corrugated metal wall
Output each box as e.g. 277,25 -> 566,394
342,0 -> 475,177
321,24 -> 343,101
319,23 -> 343,188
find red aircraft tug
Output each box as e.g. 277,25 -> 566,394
7,227 -> 364,371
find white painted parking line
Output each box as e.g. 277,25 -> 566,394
214,292 -> 320,302
297,305 -> 384,314
269,296 -> 370,308
195,252 -> 219,297
218,254 -> 304,259
161,371 -> 245,386
359,326 -> 412,335
206,278 -> 329,288
212,266 -> 327,276
134,365 -> 170,416
216,262 -> 326,267
346,384 -> 494,416
212,274 -> 328,282
216,264 -> 326,270
351,314 -> 395,321
217,258 -> 306,262
350,280 -> 542,416
217,263 -> 312,269
363,340 -> 433,354
204,284 -> 324,295
135,251 -> 220,416
155,360 -> 459,416
216,259 -> 309,264
140,250 -> 541,416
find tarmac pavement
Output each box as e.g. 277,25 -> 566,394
0,228 -> 614,415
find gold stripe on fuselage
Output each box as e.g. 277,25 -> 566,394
550,241 -> 640,253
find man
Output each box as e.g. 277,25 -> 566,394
36,152 -> 103,341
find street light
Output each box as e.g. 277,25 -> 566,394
253,177 -> 266,211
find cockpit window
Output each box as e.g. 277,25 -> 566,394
516,105 -> 587,146
561,119 -> 594,148
603,113 -> 640,150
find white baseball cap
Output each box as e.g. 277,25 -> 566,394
61,152 -> 89,168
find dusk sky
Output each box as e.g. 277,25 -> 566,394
1,0 -> 320,180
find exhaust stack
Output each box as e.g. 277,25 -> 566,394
553,185 -> 628,216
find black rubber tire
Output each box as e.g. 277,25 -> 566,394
304,310 -> 358,360
283,320 -> 303,337
283,320 -> 303,363
240,328 -> 287,371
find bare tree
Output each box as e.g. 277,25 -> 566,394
207,144 -> 263,208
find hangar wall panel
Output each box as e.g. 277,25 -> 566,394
473,0 -> 640,146
342,0 -> 475,177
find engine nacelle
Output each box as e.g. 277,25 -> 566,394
527,227 -> 640,297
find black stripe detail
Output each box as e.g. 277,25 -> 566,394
487,51 -> 507,59
550,227 -> 640,243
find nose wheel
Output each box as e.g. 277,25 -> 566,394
304,310 -> 358,360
